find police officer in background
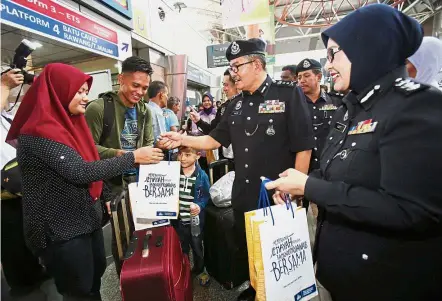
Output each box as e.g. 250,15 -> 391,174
266,4 -> 442,300
295,58 -> 341,214
160,38 -> 314,301
280,64 -> 297,82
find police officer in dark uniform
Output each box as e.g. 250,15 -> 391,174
295,58 -> 341,214
280,65 -> 298,83
265,4 -> 442,301
159,38 -> 314,301
295,59 -> 341,172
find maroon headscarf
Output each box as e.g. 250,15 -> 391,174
6,63 -> 103,200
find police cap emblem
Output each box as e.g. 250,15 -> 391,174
231,42 -> 240,55
226,39 -> 266,61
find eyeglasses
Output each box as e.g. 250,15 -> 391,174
228,60 -> 255,74
327,47 -> 342,63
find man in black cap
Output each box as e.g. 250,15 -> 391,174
159,38 -> 314,301
280,64 -> 298,82
296,58 -> 342,215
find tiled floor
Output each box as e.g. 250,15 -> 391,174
2,262 -> 244,301
1,209 -> 321,301
100,262 -> 244,301
1,221 -> 245,301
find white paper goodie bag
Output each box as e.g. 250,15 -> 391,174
260,206 -> 318,301
136,161 -> 180,220
127,183 -> 170,230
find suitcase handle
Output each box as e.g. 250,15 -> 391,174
141,231 -> 152,258
208,159 -> 229,169
208,159 -> 230,185
110,190 -> 126,212
111,190 -> 132,260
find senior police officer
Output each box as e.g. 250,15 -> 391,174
265,4 -> 442,301
160,38 -> 314,301
296,58 -> 341,214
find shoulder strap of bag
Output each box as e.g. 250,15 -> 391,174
99,93 -> 115,145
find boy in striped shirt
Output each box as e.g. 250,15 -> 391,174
175,146 -> 211,286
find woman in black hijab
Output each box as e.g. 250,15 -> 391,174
265,4 -> 442,301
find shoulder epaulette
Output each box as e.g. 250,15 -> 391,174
273,80 -> 296,87
331,92 -> 344,97
230,93 -> 242,100
394,78 -> 429,96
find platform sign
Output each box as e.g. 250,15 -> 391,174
0,0 -> 132,61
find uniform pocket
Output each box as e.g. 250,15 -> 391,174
343,133 -> 379,184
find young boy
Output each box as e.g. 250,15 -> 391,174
175,145 -> 211,286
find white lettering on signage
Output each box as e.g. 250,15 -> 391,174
26,0 -> 48,10
1,3 -> 50,28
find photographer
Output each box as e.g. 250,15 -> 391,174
1,68 -> 47,297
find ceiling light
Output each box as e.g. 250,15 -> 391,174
158,7 -> 166,21
173,2 -> 187,12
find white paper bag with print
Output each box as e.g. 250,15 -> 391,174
136,161 -> 180,220
260,206 -> 318,301
128,183 -> 170,231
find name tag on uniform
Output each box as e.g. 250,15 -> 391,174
258,100 -> 285,114
348,119 -> 378,135
334,122 -> 347,133
319,104 -> 338,111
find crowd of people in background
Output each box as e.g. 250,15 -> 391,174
1,3 -> 442,301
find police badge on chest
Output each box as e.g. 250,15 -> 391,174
232,100 -> 242,116
265,118 -> 276,136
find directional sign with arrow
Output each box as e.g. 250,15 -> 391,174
121,43 -> 129,52
117,32 -> 132,61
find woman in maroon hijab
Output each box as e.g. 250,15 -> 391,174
6,63 -> 163,300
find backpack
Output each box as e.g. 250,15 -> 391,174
87,92 -> 115,144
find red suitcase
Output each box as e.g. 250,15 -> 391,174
111,191 -> 192,301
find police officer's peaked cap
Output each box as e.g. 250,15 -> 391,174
226,38 -> 266,61
296,59 -> 322,74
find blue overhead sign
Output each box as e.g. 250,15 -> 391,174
1,0 -> 119,59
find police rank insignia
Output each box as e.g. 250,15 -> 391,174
394,78 -> 428,96
235,100 -> 242,110
258,100 -> 286,114
319,104 -> 338,111
348,119 -> 378,135
266,125 -> 276,136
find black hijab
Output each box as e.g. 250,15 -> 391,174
321,4 -> 423,94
